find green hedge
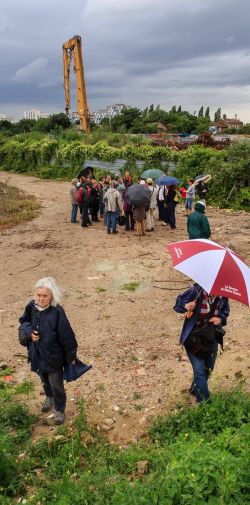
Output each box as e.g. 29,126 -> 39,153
0,136 -> 249,210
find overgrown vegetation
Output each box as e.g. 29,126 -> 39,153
0,380 -> 249,504
0,181 -> 41,229
0,130 -> 249,210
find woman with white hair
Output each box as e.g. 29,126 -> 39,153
19,277 -> 78,425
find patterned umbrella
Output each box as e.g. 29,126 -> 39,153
140,169 -> 166,180
167,239 -> 250,306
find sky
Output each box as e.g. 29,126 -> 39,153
1,0 -> 250,122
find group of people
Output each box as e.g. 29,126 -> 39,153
17,170 -> 227,425
70,170 -> 210,238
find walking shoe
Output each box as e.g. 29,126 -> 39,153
41,397 -> 53,412
54,410 -> 65,425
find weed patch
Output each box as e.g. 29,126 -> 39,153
0,181 -> 40,229
0,386 -> 249,504
121,281 -> 140,292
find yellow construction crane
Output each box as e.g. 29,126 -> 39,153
62,35 -> 90,133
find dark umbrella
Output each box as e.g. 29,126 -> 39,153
156,176 -> 179,186
126,184 -> 151,207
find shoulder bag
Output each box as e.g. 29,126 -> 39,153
184,298 -> 226,358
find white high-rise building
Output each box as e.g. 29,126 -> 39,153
0,113 -> 14,122
91,104 -> 130,124
23,109 -> 49,120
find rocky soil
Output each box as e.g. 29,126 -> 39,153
0,171 -> 249,444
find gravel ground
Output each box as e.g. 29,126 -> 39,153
0,171 -> 249,444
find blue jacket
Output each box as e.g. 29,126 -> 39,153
19,301 -> 78,373
173,284 -> 230,344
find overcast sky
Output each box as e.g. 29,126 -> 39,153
1,0 -> 250,122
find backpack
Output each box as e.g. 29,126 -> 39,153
75,187 -> 85,205
174,190 -> 181,204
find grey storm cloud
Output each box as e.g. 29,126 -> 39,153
0,0 -> 250,121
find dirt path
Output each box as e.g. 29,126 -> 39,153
0,171 -> 249,444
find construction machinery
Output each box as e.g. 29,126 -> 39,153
62,35 -> 90,133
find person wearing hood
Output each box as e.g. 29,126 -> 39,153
187,201 -> 211,240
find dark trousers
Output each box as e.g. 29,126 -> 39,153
100,201 -> 105,217
125,210 -> 135,230
81,203 -> 89,227
167,201 -> 176,229
91,204 -> 99,222
158,201 -> 165,220
38,370 -> 66,413
187,342 -> 218,403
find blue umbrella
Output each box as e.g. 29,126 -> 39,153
156,176 -> 179,186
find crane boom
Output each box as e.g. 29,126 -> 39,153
62,35 -> 90,133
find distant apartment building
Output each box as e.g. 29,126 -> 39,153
91,104 -> 130,124
23,109 -> 50,120
0,113 -> 14,122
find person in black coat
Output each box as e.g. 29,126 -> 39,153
165,184 -> 178,230
197,180 -> 207,201
174,284 -> 230,403
19,277 -> 78,425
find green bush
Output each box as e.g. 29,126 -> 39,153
0,402 -> 35,429
0,134 -> 249,210
149,388 -> 250,443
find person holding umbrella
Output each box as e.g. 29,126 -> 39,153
133,203 -> 147,236
167,238 -> 250,403
173,283 -> 230,403
165,184 -> 179,231
126,183 -> 152,236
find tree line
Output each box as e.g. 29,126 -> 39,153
1,106 -> 250,136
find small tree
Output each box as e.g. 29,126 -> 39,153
205,107 -> 210,119
198,106 -> 204,117
214,108 -> 221,121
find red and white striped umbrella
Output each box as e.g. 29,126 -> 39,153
167,239 -> 250,306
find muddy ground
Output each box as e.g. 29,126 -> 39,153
0,171 -> 249,445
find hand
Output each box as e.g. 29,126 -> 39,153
185,300 -> 196,311
209,317 -> 221,326
31,331 -> 40,342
